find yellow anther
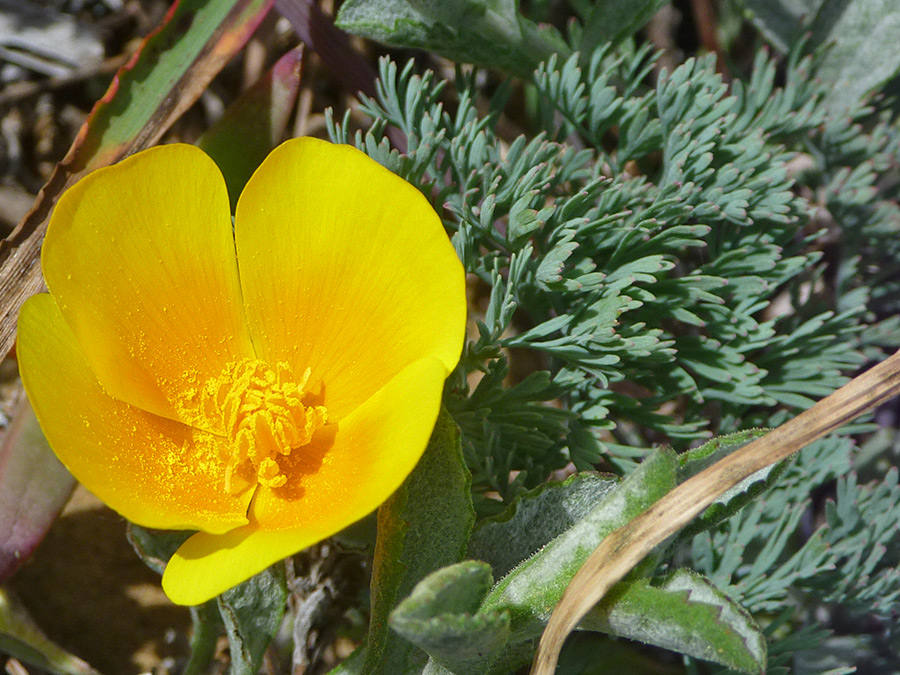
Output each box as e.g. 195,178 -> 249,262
186,359 -> 327,492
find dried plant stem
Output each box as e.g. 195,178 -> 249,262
531,349 -> 900,674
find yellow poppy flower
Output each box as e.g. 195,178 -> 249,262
17,138 -> 465,605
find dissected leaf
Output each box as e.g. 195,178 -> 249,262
335,0 -> 569,75
0,0 -> 274,360
218,564 -> 288,675
197,44 -> 305,210
356,409 -> 475,673
582,569 -> 766,673
467,472 -> 617,579
0,587 -> 101,675
0,397 -> 76,583
390,561 -> 510,675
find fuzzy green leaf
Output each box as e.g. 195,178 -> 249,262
744,0 -> 900,111
479,449 -> 678,638
811,0 -> 900,110
579,0 -> 668,55
218,565 -> 288,675
356,409 -> 475,673
126,525 -> 193,575
390,561 -> 510,675
677,429 -> 789,537
582,569 -> 766,672
335,0 -> 569,74
741,0 -> 818,51
467,472 -> 618,578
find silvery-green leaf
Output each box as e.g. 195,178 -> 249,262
677,429 -> 788,536
743,0 -> 900,111
579,0 -> 668,55
479,449 -> 677,638
335,0 -> 568,74
391,562 -> 510,675
582,569 -> 766,673
218,565 -> 288,675
467,472 -> 617,578
741,0 -> 821,51
126,525 -> 192,575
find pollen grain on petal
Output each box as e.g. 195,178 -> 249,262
179,359 -> 327,493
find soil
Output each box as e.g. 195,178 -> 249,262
7,486 -> 192,674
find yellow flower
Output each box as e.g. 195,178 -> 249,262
17,138 -> 465,605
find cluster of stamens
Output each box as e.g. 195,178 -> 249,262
189,359 -> 327,493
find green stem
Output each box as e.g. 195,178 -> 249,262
183,600 -> 222,675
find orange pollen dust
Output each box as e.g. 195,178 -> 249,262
192,359 -> 327,493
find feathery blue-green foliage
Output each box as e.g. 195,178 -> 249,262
324,20 -> 900,672
329,45 -> 876,489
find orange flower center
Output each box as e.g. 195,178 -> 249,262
190,359 -> 327,493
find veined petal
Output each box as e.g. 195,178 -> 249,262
41,144 -> 255,422
162,356 -> 447,605
234,137 -> 465,421
18,294 -> 253,532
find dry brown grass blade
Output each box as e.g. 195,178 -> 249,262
531,348 -> 900,674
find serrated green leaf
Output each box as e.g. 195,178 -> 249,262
467,472 -> 618,578
335,0 -> 569,74
581,569 -> 766,673
677,429 -> 789,537
218,564 -> 288,675
390,562 -> 510,675
357,409 -> 475,673
479,449 -> 677,638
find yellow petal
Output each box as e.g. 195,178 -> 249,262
234,137 -> 465,420
18,294 -> 252,532
41,144 -> 255,422
162,356 -> 446,605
